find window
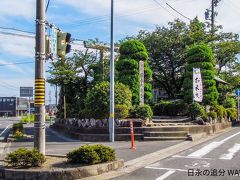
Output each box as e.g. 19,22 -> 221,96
0,99 -> 2,102
7,99 -> 10,102
3,98 -> 6,102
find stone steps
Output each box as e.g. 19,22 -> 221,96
143,136 -> 189,141
143,131 -> 188,137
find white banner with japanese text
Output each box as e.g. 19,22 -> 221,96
193,68 -> 203,102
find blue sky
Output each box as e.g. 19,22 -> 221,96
0,0 -> 240,104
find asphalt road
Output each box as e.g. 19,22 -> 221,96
114,127 -> 240,180
0,117 -> 19,139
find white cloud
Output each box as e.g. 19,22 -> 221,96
0,0 -> 35,20
0,59 -> 25,73
0,34 -> 35,58
55,0 -> 240,35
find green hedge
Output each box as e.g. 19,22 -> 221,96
67,144 -> 116,165
153,100 -> 189,116
12,123 -> 24,135
188,102 -> 206,120
5,148 -> 46,167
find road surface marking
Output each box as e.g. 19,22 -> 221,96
155,170 -> 175,180
145,166 -> 187,172
0,124 -> 11,136
172,155 -> 212,160
187,131 -> 240,158
220,131 -> 240,143
220,143 -> 240,160
188,141 -> 223,158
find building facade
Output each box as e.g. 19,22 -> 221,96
0,97 -> 28,117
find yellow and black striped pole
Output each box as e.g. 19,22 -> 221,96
35,78 -> 45,106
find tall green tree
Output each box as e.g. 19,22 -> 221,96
47,49 -> 98,118
183,44 -> 218,105
116,40 -> 152,105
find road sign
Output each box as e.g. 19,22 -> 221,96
20,87 -> 33,97
235,89 -> 240,96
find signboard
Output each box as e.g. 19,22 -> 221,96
50,27 -> 57,58
193,68 -> 203,102
139,61 -> 144,105
20,87 -> 33,97
235,89 -> 240,96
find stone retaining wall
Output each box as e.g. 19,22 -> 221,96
0,160 -> 124,180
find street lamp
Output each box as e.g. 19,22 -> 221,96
109,0 -> 115,142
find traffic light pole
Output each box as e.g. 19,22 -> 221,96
34,0 -> 46,155
109,0 -> 115,142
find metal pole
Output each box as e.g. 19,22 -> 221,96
211,0 -> 214,35
109,0 -> 115,142
28,97 -> 30,123
34,0 -> 46,155
238,96 -> 239,121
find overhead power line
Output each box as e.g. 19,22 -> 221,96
152,0 -> 178,18
166,3 -> 191,21
0,61 -> 34,66
0,31 -> 34,39
0,26 -> 34,34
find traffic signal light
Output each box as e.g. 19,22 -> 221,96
57,32 -> 71,58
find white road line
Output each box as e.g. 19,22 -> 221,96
155,170 -> 175,180
145,166 -> 187,172
220,131 -> 240,143
220,143 -> 240,160
172,155 -> 212,160
0,124 -> 11,136
188,141 -> 223,158
187,131 -> 240,158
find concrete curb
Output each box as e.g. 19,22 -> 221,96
83,127 -> 235,180
0,160 -> 124,180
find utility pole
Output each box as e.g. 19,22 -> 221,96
34,0 -> 46,155
109,0 -> 115,142
211,0 -> 214,35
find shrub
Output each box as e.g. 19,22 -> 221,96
222,98 -> 236,108
188,102 -> 206,120
226,108 -> 237,121
12,123 -> 23,135
92,144 -> 116,163
208,111 -> 217,119
20,114 -> 35,123
5,148 -> 45,167
153,100 -> 189,116
214,105 -> 224,122
66,144 -> 116,165
67,145 -> 100,165
135,104 -> 153,120
115,104 -> 129,119
85,81 -> 132,119
13,130 -> 24,139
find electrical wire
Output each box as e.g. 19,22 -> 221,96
46,0 -> 51,13
166,3 -> 191,21
152,0 -> 178,19
0,61 -> 34,66
0,26 -> 34,34
0,31 -> 34,39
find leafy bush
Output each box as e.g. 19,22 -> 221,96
84,81 -> 132,119
153,100 -> 189,116
222,98 -> 236,108
92,144 -> 116,163
214,105 -> 225,122
67,144 -> 116,165
20,114 -> 35,123
115,104 -> 129,119
135,104 -> 153,120
12,123 -> 23,135
5,148 -> 45,167
188,102 -> 206,120
208,111 -> 217,119
226,108 -> 237,121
